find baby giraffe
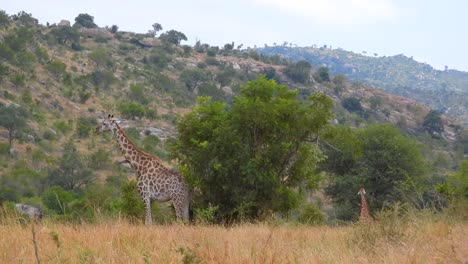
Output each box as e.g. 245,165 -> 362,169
96,115 -> 190,224
357,187 -> 374,224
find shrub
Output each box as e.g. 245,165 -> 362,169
298,204 -> 325,225
77,116 -> 97,138
118,101 -> 146,120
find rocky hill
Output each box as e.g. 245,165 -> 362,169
258,46 -> 468,126
0,11 -> 464,178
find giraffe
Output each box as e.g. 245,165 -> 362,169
357,187 -> 373,224
96,114 -> 190,224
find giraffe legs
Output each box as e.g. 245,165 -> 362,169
142,197 -> 152,225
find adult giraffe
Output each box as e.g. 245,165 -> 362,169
96,114 -> 190,224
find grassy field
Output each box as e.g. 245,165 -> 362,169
0,214 -> 466,264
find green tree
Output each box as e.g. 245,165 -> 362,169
0,10 -> 11,28
0,104 -> 29,155
180,69 -> 209,92
342,97 -> 363,113
160,30 -> 187,45
88,48 -> 113,70
436,161 -> 468,212
324,124 -> 427,220
74,13 -> 97,28
315,66 -> 330,82
170,76 -> 333,221
284,60 -> 311,83
148,23 -> 163,37
49,26 -> 80,45
422,110 -> 444,138
42,186 -> 75,214
46,141 -> 95,191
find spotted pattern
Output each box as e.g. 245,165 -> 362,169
358,187 -> 373,224
96,116 -> 190,224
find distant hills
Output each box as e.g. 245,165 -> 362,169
258,46 -> 468,126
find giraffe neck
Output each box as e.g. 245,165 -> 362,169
360,193 -> 369,220
111,123 -> 142,167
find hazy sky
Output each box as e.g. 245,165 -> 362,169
3,0 -> 468,71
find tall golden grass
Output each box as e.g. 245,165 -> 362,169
1,211 -> 466,263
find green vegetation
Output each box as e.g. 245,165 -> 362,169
0,10 -> 464,227
170,76 -> 333,221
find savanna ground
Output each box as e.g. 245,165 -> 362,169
0,210 -> 467,264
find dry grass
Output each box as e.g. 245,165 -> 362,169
0,216 -> 466,264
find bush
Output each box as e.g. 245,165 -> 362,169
342,97 -> 363,113
298,204 -> 325,225
120,180 -> 144,222
77,116 -> 97,138
42,186 -> 76,215
284,60 -> 311,83
118,101 -> 146,120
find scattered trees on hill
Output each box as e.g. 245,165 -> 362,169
170,76 -> 333,221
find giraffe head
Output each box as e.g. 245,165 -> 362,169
357,187 -> 366,196
96,114 -> 118,133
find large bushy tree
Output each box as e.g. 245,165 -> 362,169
323,124 -> 427,220
170,76 -> 332,221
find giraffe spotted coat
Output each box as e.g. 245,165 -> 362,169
96,115 -> 190,224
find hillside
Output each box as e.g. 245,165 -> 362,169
0,11 -> 466,224
258,46 -> 468,126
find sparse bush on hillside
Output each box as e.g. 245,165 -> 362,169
342,97 -> 363,114
88,48 -> 114,70
77,116 -> 97,138
422,110 -> 444,138
46,59 -> 67,80
15,51 -> 36,70
129,84 -> 150,105
49,26 -> 80,46
118,101 -> 146,120
314,66 -> 330,83
180,69 -> 209,92
284,60 -> 311,83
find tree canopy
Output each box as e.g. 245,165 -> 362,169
170,76 -> 332,222
323,124 -> 428,220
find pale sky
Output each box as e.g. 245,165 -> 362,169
3,0 -> 468,71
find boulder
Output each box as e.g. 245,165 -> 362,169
58,20 -> 71,27
80,28 -> 113,39
138,38 -> 162,48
